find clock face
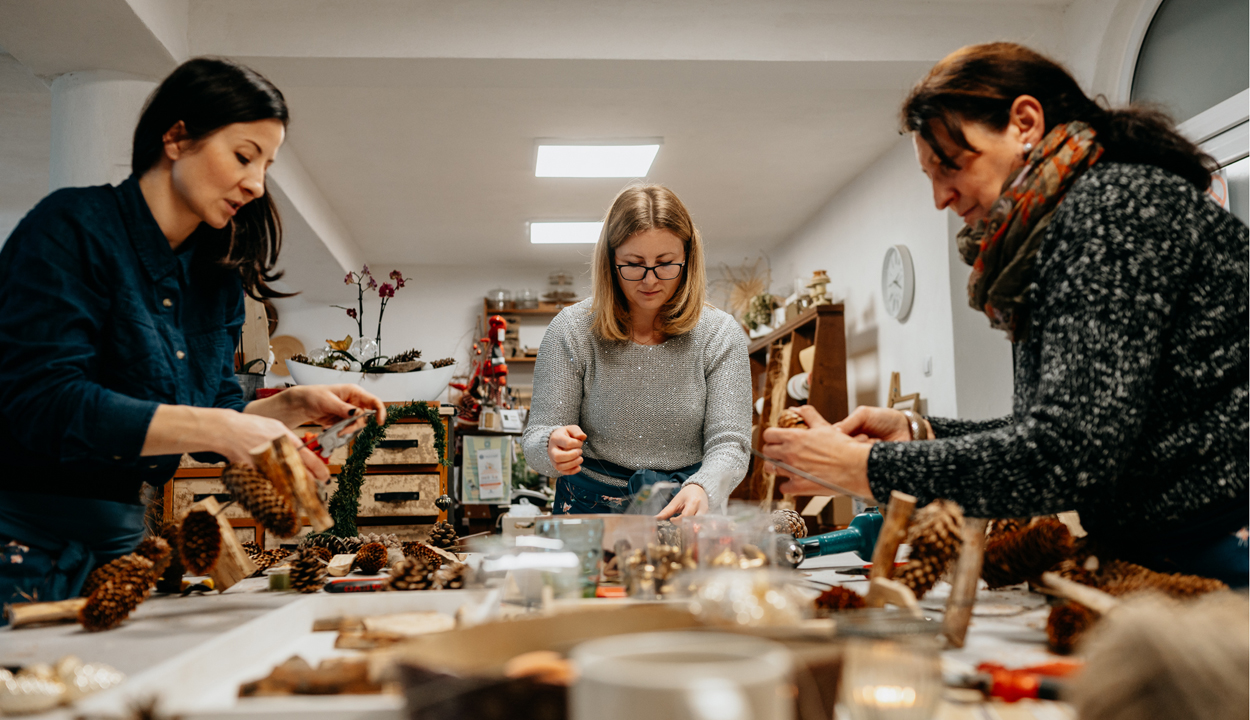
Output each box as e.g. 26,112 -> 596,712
881,245 -> 914,321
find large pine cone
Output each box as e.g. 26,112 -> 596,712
135,535 -> 173,579
1046,601 -> 1098,655
302,533 -> 352,557
428,521 -> 458,550
776,408 -> 808,429
355,542 -> 388,575
771,509 -> 808,539
79,555 -> 155,631
290,549 -> 327,594
156,526 -> 185,593
895,499 -> 963,599
981,517 -> 1074,588
179,509 -> 222,576
1097,559 -> 1228,598
389,556 -> 435,591
434,563 -> 468,590
220,464 -> 300,538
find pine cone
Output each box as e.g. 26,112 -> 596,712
428,521 -> 458,550
776,408 -> 808,429
220,464 -> 300,538
179,509 -> 222,576
771,509 -> 807,538
79,556 -> 155,631
895,499 -> 963,599
248,549 -> 292,578
302,533 -> 352,557
1097,559 -> 1228,599
1046,601 -> 1098,655
355,542 -> 388,575
981,518 -> 1074,588
389,556 -> 435,591
241,541 -> 263,558
431,358 -> 455,369
434,563 -> 467,590
357,532 -> 400,550
387,348 -> 423,364
156,526 -> 185,594
134,535 -> 172,579
988,518 -> 1028,539
814,586 -> 865,611
306,545 -> 333,564
402,541 -> 443,568
290,549 -> 327,593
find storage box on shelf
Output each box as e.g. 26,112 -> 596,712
734,304 -> 851,531
165,401 -> 455,548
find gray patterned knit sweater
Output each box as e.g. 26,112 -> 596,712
869,163 -> 1248,546
522,299 -> 753,509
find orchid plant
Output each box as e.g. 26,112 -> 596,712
328,264 -> 407,365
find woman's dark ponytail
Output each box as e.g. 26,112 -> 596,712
133,57 -> 292,299
901,42 -> 1217,191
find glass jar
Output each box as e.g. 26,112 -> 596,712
516,289 -> 540,309
486,288 -> 512,310
839,614 -> 943,720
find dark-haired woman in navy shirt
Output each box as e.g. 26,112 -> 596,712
0,58 -> 384,612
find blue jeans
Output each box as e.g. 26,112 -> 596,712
553,475 -> 630,514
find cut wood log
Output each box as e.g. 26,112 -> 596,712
328,554 -> 356,577
863,577 -> 920,615
942,516 -> 989,648
5,598 -> 89,628
251,434 -> 333,532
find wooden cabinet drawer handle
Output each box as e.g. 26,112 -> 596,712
377,439 -> 420,450
374,492 -> 421,502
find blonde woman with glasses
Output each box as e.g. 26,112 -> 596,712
521,185 -> 752,517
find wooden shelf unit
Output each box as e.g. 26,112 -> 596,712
734,304 -> 849,504
481,299 -> 574,364
164,401 -> 454,548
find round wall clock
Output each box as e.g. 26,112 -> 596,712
881,244 -> 915,321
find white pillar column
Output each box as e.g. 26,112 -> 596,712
49,71 -> 157,191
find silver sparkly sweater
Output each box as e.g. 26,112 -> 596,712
521,299 -> 752,509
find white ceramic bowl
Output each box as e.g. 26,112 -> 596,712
286,360 -> 456,402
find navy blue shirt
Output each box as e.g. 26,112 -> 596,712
0,176 -> 247,504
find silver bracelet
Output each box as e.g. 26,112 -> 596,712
900,410 -> 929,441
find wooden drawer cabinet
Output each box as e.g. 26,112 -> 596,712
325,473 -> 441,517
365,423 -> 439,465
163,401 -> 454,548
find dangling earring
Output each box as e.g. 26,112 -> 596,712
1022,142 -> 1034,157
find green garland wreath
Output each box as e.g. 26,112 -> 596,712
325,401 -> 450,537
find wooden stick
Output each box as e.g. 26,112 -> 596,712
942,516 -> 989,648
1040,571 -> 1120,616
865,577 -> 920,615
864,490 -> 917,608
5,598 -> 88,628
252,434 -> 333,532
869,491 -> 916,581
192,496 -> 257,591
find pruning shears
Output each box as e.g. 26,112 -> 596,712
299,409 -> 377,463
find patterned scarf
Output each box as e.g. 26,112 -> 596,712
956,121 -> 1104,341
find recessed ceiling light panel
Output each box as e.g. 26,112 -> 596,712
535,140 -> 662,178
529,221 -> 603,244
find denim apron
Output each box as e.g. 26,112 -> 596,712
553,456 -> 702,515
0,489 -> 146,618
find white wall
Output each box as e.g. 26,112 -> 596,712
268,263 -> 593,397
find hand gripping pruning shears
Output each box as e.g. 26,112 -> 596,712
299,409 -> 377,464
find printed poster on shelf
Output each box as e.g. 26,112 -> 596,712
462,435 -> 512,505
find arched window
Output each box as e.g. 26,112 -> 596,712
1132,0 -> 1249,222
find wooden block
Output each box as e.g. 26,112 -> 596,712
239,295 -> 270,367
1040,572 -> 1119,616
5,598 -> 88,628
328,554 -> 356,577
942,516 -> 989,648
191,495 -> 257,592
868,490 -> 917,589
252,434 -> 333,532
863,577 -> 920,615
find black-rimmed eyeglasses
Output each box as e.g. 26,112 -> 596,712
615,262 -> 686,281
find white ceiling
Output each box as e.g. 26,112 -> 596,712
247,57 -> 932,268
0,0 -> 1071,280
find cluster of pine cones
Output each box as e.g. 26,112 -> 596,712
78,536 -> 173,631
387,348 -> 422,365
241,542 -> 294,578
389,556 -> 467,592
430,358 -> 455,369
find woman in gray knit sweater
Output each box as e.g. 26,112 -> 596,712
522,185 -> 752,517
764,43 -> 1247,583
